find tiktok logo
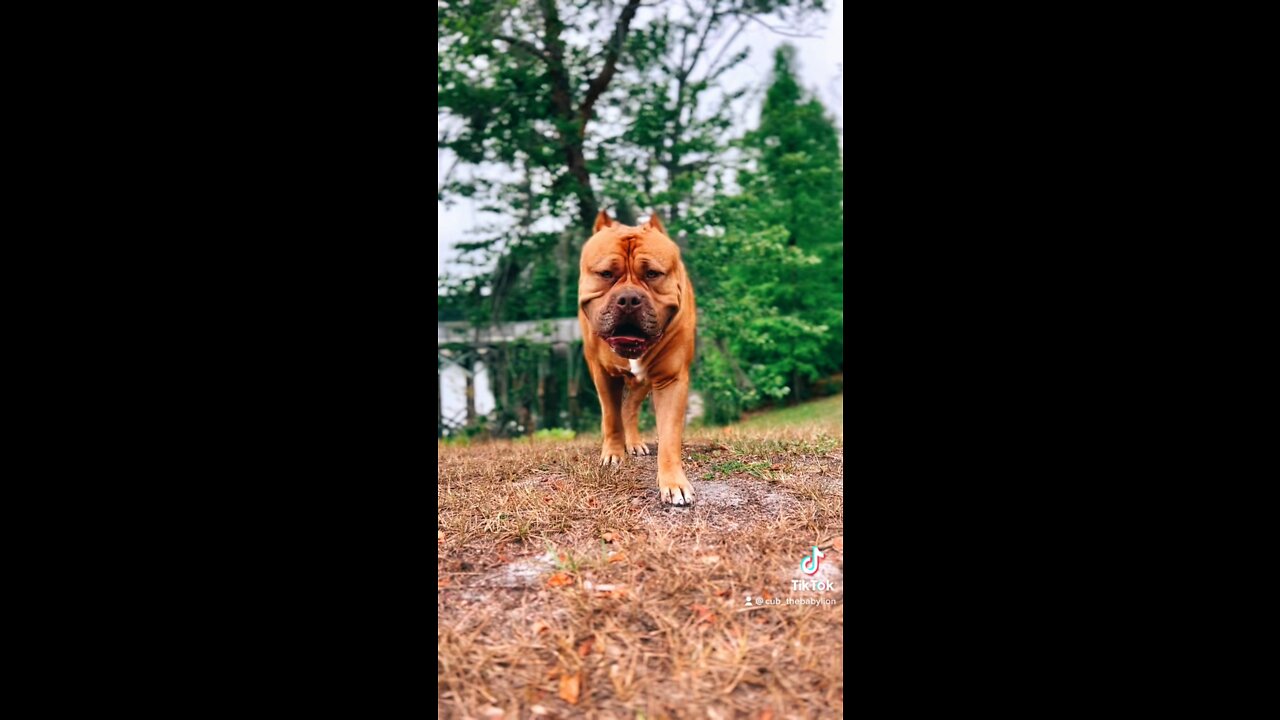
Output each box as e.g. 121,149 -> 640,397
800,545 -> 825,575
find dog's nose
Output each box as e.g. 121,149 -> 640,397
615,288 -> 644,311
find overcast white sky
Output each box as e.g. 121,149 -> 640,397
437,0 -> 844,281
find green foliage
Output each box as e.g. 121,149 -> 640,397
694,339 -> 749,425
530,428 -> 577,442
437,8 -> 842,430
632,393 -> 656,431
690,44 -> 843,423
438,0 -> 829,324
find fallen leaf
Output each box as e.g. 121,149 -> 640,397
691,604 -> 717,624
759,709 -> 775,720
547,572 -> 574,588
437,577 -> 450,588
586,496 -> 599,508
531,621 -> 550,635
479,705 -> 504,719
578,637 -> 594,656
558,670 -> 582,705
607,551 -> 627,564
530,706 -> 549,716
601,532 -> 619,543
832,536 -> 843,552
762,591 -> 772,601
700,555 -> 720,565
713,588 -> 731,597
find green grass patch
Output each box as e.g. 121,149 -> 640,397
702,459 -> 771,481
736,394 -> 843,431
511,428 -> 577,443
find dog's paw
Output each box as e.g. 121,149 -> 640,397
658,470 -> 694,506
600,441 -> 626,469
627,441 -> 650,456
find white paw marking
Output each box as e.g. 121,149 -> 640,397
629,359 -> 645,381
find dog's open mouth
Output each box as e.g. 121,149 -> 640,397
605,323 -> 656,359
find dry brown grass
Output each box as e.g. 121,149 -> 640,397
438,398 -> 844,720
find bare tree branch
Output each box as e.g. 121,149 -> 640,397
701,18 -> 747,83
494,34 -> 548,62
439,156 -> 462,197
679,1 -> 722,82
579,0 -> 644,123
726,11 -> 824,39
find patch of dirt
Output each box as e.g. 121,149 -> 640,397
638,479 -> 800,533
479,552 -> 557,588
692,480 -> 747,506
438,427 -> 844,718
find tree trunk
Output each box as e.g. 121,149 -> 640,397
494,346 -> 510,434
537,0 -> 597,238
792,368 -> 804,405
568,149 -> 598,236
545,345 -> 560,428
556,231 -> 570,317
714,337 -> 751,390
535,352 -> 547,433
538,0 -> 641,238
567,343 -> 580,430
464,353 -> 477,427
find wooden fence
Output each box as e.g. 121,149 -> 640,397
438,319 -> 590,437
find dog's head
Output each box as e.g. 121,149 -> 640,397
578,211 -> 686,359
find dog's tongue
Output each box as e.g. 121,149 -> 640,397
606,336 -> 648,357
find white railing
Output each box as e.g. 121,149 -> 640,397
438,317 -> 582,345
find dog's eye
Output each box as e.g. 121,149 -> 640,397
599,271 -> 613,279
645,270 -> 662,279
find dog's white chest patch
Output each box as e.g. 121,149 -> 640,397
629,359 -> 645,381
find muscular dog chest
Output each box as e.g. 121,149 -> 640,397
605,358 -> 647,383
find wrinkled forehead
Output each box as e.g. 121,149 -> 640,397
582,225 -> 680,264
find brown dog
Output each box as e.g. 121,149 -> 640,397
578,210 -> 697,505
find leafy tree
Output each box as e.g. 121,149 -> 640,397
690,44 -> 843,420
438,0 -> 825,322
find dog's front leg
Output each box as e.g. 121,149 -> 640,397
652,375 -> 693,504
589,364 -> 627,467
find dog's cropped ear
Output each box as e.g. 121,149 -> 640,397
644,212 -> 667,235
594,210 -> 614,233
